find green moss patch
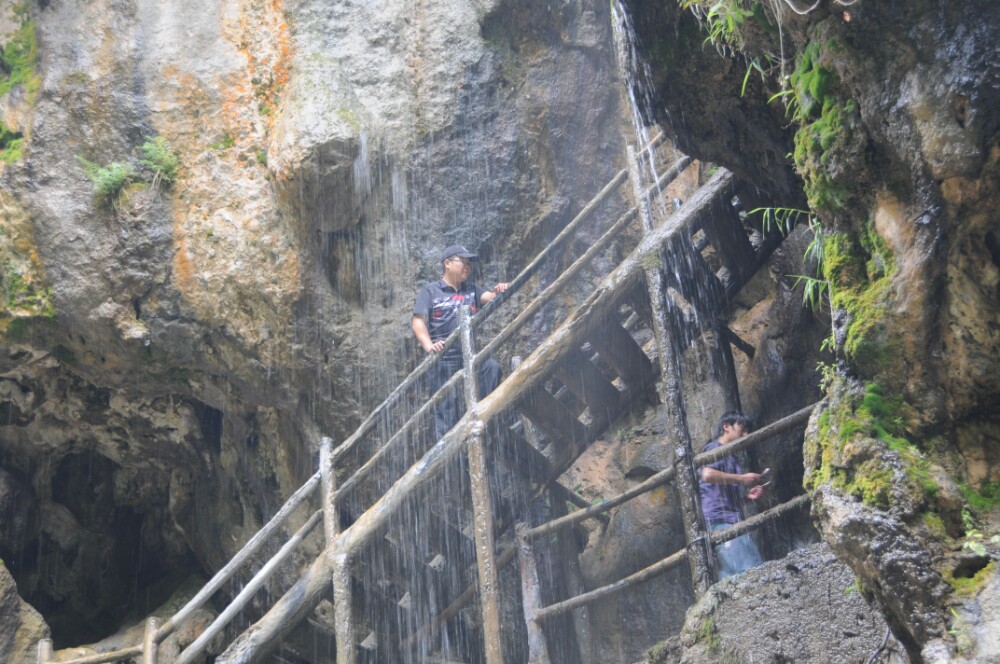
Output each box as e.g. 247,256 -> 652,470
806,380 -> 936,509
0,20 -> 40,101
946,560 -> 996,597
0,121 -> 24,163
821,224 -> 900,376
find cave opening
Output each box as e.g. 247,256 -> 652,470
9,451 -> 200,648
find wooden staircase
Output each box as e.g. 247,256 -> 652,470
37,138 -> 805,664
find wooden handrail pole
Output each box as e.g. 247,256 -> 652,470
321,436 -> 339,544
177,510 -> 323,664
156,472 -> 321,641
142,617 -> 159,664
332,549 -> 358,664
516,523 -> 552,664
460,306 -> 504,664
626,142 -> 714,595
37,639 -> 52,664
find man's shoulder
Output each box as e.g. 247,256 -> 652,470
702,440 -> 722,452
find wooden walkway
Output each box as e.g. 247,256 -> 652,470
37,137 -> 813,664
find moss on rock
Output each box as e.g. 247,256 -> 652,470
806,378 -> 936,511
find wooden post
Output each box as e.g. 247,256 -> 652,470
626,143 -> 714,596
143,617 -> 159,664
332,550 -> 358,664
460,306 -> 504,664
36,639 -> 52,664
549,493 -> 593,663
320,436 -> 339,544
516,523 -> 552,664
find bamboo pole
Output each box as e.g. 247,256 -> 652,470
332,550 -> 357,664
155,472 -> 320,641
516,523 -> 552,664
45,646 -> 142,664
694,403 -> 817,468
460,307 -> 504,664
321,437 -> 340,545
525,402 -> 817,541
36,639 -> 52,664
142,617 -> 158,664
177,510 -> 323,664
527,466 -> 677,541
476,156 -> 691,365
216,546 -> 334,664
626,142 -> 713,596
534,494 -> 811,622
332,372 -> 462,501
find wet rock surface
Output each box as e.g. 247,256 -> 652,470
0,565 -> 49,664
1,0 -> 627,650
649,544 -> 908,664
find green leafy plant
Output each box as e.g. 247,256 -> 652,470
960,507 -> 999,556
750,206 -> 811,236
140,136 -> 180,185
76,156 -> 136,204
210,132 -> 235,150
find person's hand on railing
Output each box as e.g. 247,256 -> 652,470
492,282 -> 510,294
425,339 -> 446,353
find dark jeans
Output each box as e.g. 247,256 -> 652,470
428,354 -> 502,439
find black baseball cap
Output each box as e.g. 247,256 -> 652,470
441,245 -> 479,262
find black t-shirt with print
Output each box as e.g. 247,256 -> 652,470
414,279 -> 486,360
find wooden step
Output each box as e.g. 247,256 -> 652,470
589,321 -> 657,399
554,348 -> 622,431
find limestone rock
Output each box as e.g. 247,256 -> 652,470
650,544 -> 909,664
0,564 -> 49,664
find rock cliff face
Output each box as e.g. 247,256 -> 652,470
620,0 -> 1000,661
0,0 -> 626,649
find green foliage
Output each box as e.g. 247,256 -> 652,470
785,42 -> 856,213
749,206 -> 810,236
210,132 -> 235,150
959,481 -> 1000,512
76,156 -> 136,204
0,21 -> 40,101
255,148 -> 268,166
0,121 -> 24,163
695,617 -> 720,652
2,260 -> 53,315
76,135 -> 180,205
681,0 -> 754,53
140,136 -> 180,184
750,207 -> 831,311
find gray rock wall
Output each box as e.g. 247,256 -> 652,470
0,0 -> 627,647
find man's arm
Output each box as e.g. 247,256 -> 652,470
700,466 -> 761,487
480,282 -> 510,304
700,466 -> 765,500
412,315 -> 444,353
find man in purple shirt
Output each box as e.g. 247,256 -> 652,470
698,411 -> 766,578
412,245 -> 509,438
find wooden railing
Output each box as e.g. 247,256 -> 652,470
516,405 -> 817,657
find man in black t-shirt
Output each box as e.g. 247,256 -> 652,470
412,245 -> 509,438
